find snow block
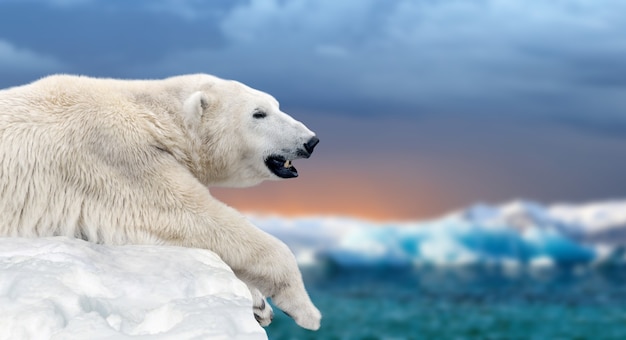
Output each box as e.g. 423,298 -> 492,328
0,237 -> 267,340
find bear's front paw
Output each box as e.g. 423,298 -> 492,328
250,287 -> 274,327
286,304 -> 321,331
273,290 -> 322,331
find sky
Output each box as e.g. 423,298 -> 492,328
1,0 -> 625,221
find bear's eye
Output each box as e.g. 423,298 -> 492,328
253,111 -> 267,119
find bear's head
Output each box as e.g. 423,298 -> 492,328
181,76 -> 319,188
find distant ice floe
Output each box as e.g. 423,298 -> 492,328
252,200 -> 626,269
0,237 -> 266,340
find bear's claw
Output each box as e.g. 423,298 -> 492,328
250,287 -> 274,327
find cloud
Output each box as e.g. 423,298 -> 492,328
128,0 -> 249,21
0,1 -> 227,78
0,0 -> 95,6
1,0 -> 626,133
0,39 -> 68,88
0,40 -> 62,70
135,0 -> 626,122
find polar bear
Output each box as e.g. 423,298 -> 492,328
0,74 -> 321,330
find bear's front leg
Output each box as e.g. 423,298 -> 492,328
133,164 -> 321,330
196,201 -> 322,330
174,195 -> 322,331
230,235 -> 322,331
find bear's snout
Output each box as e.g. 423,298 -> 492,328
303,136 -> 319,156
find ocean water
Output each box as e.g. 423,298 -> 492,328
252,206 -> 626,339
266,265 -> 626,340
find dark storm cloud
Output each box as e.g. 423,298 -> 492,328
197,0 -> 626,132
1,0 -> 626,135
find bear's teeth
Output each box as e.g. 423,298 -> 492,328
284,160 -> 292,168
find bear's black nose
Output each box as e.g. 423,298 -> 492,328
304,136 -> 320,155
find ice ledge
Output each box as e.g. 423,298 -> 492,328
0,237 -> 267,340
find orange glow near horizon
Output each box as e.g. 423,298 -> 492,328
211,164 -> 449,222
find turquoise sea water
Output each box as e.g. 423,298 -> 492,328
266,266 -> 626,340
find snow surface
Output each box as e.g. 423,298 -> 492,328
252,199 -> 626,268
0,237 -> 266,340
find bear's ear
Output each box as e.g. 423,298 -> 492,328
183,91 -> 209,125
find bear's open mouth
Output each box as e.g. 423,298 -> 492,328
265,155 -> 298,179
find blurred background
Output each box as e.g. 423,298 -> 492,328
2,0 -> 626,339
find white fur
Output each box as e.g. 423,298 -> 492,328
0,74 -> 321,330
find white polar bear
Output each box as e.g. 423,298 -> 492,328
0,74 -> 321,330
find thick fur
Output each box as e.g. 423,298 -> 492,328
0,74 -> 321,330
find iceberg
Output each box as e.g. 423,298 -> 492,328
252,200 -> 626,269
324,220 -> 595,267
0,237 -> 266,340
